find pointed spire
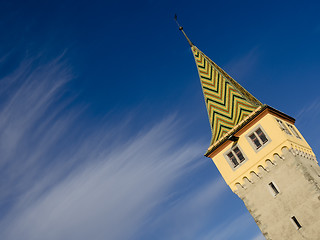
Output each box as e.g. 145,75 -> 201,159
174,15 -> 193,47
192,46 -> 263,145
175,19 -> 263,146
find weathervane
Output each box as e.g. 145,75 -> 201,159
174,14 -> 193,47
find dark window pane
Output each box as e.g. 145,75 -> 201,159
256,128 -> 268,144
291,216 -> 302,229
269,182 -> 279,195
277,119 -> 291,135
233,147 -> 245,162
227,152 -> 238,167
249,133 -> 261,149
288,125 -> 301,139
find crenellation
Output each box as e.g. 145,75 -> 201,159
235,182 -> 244,192
231,145 -> 319,192
236,147 -> 320,239
243,176 -> 252,185
273,152 -> 283,162
257,165 -> 269,175
233,154 -> 285,189
265,160 -> 275,169
250,171 -> 260,182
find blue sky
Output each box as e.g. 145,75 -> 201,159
0,0 -> 320,239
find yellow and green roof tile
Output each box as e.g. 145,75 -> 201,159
191,45 -> 262,145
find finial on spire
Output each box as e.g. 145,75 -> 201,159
174,14 -> 193,47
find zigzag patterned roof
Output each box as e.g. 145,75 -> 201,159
191,45 -> 262,145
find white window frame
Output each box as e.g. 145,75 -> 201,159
275,118 -> 292,135
224,145 -> 247,170
287,124 -> 301,139
246,125 -> 271,152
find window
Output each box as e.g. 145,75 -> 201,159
268,182 -> 280,196
287,124 -> 301,139
291,216 -> 302,229
276,119 -> 291,135
226,146 -> 245,168
248,128 -> 268,150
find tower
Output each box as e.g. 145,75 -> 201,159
177,24 -> 320,239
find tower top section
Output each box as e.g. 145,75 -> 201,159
176,19 -> 263,151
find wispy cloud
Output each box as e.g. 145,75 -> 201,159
226,46 -> 260,81
142,178 -> 228,240
296,97 -> 320,121
200,212 -> 263,240
0,120 -> 204,240
0,54 -> 77,210
0,53 -> 234,240
252,233 -> 266,240
295,97 -> 320,156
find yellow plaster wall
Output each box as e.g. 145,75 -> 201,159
211,112 -> 315,191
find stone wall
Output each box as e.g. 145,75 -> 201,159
235,148 -> 320,240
